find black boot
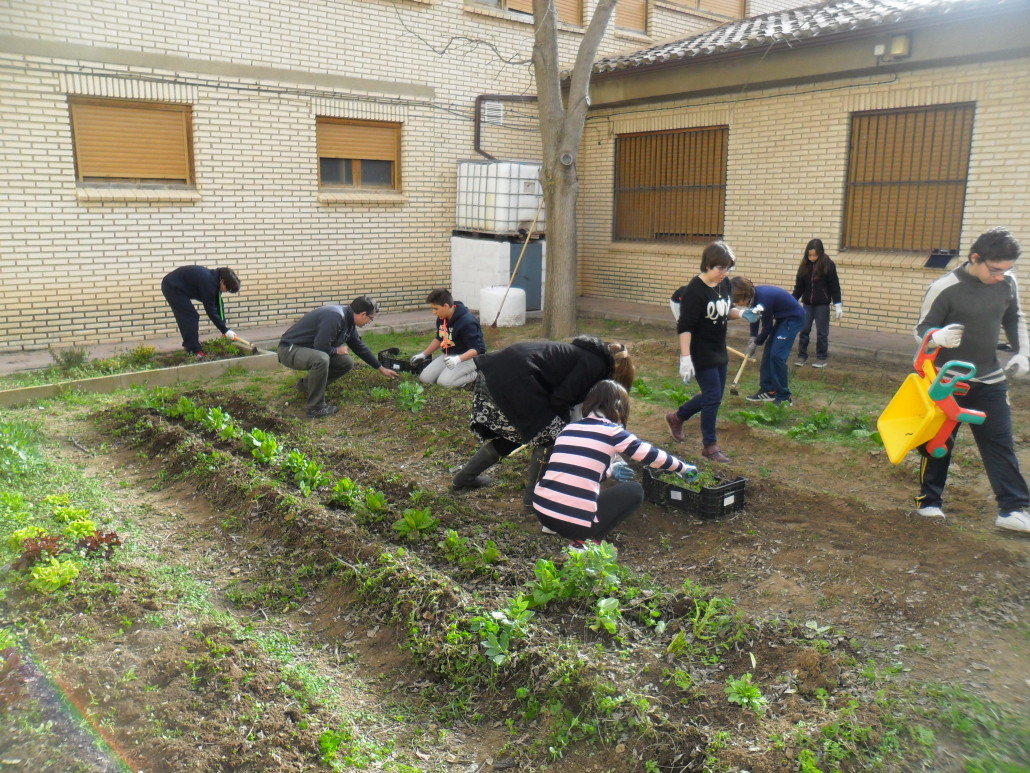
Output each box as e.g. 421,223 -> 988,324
452,442 -> 502,489
522,446 -> 548,507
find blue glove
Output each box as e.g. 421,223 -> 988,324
679,465 -> 699,483
611,462 -> 635,482
741,307 -> 761,324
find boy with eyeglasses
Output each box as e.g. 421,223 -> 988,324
913,227 -> 1030,533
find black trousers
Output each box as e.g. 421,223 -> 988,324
537,481 -> 644,541
161,282 -> 203,354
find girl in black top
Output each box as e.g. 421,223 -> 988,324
666,242 -> 750,463
791,239 -> 843,367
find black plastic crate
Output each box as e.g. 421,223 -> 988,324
643,468 -> 746,520
377,347 -> 429,375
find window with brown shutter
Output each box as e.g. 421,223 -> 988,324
316,118 -> 402,190
68,98 -> 194,184
662,0 -> 743,18
468,0 -> 582,24
843,104 -> 975,253
613,126 -> 728,243
616,0 -> 647,33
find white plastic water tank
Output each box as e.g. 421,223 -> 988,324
479,286 -> 526,328
456,161 -> 545,234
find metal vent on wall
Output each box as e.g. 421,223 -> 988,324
483,101 -> 504,126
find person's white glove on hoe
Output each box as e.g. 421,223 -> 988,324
410,352 -> 427,367
1005,353 -> 1030,377
834,303 -> 844,320
444,355 -> 461,370
679,355 -> 695,384
931,324 -> 964,348
224,329 -> 237,341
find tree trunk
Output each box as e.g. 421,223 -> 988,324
531,0 -> 618,341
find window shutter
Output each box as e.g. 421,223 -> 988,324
616,0 -> 647,32
69,99 -> 191,182
554,0 -> 582,25
698,0 -> 743,17
508,0 -> 533,14
317,119 -> 399,161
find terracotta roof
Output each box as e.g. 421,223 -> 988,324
593,0 -> 1014,74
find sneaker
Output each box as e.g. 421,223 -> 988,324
795,358 -> 807,366
774,396 -> 793,406
915,505 -> 946,518
541,525 -> 557,535
746,390 -> 776,402
812,360 -> 828,369
995,510 -> 1030,533
306,403 -> 339,419
665,411 -> 685,442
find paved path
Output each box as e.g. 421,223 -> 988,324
0,296 -> 918,375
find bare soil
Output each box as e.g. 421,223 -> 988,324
2,320 -> 1028,773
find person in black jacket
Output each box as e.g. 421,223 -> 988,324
161,265 -> 241,356
451,336 -> 636,490
409,289 -> 486,388
277,295 -> 398,418
792,239 -> 843,368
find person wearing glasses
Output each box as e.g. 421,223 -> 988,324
912,228 -> 1030,533
666,241 -> 750,463
277,295 -> 397,418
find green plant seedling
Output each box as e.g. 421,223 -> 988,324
725,673 -> 767,714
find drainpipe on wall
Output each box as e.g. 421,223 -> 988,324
473,94 -> 538,161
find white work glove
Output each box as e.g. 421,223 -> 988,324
746,337 -> 757,358
741,307 -> 761,324
611,462 -> 635,482
834,303 -> 843,320
669,299 -> 681,321
410,352 -> 427,367
679,355 -> 695,384
224,329 -> 237,340
1005,353 -> 1030,377
444,355 -> 461,370
931,324 -> 964,348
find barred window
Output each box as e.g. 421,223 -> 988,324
843,104 -> 975,253
317,118 -> 401,190
613,126 -> 727,243
68,98 -> 193,184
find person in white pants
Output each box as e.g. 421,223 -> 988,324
409,288 -> 486,389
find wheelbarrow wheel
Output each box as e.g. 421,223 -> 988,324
916,435 -> 955,460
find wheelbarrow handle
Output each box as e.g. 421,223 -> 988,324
927,360 -> 977,402
913,329 -> 941,374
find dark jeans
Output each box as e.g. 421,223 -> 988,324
537,481 -> 644,541
759,318 -> 803,397
277,343 -> 354,412
675,364 -> 727,446
917,380 -> 1030,513
797,303 -> 830,362
161,284 -> 202,354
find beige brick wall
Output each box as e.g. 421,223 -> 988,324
0,0 -> 718,351
577,58 -> 1030,335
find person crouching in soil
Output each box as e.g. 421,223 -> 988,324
532,380 -> 698,550
451,336 -> 635,496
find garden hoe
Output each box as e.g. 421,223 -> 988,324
231,335 -> 259,355
728,346 -> 754,396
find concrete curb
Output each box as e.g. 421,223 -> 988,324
0,350 -> 281,409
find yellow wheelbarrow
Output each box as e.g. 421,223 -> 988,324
877,330 -> 986,464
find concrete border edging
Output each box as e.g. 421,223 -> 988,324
0,351 -> 281,409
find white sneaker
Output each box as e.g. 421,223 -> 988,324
795,358 -> 807,366
915,506 -> 946,518
995,510 -> 1030,533
812,360 -> 828,369
541,525 -> 557,535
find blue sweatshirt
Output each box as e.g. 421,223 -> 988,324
750,286 -> 805,346
435,302 -> 486,356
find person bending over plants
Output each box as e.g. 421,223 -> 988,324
532,380 -> 697,549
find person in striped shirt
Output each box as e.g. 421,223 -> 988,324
532,380 -> 698,547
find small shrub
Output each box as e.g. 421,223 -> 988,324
49,346 -> 89,371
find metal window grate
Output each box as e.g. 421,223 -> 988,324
613,126 -> 727,243
843,103 -> 975,253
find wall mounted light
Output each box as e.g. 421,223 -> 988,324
889,34 -> 911,59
